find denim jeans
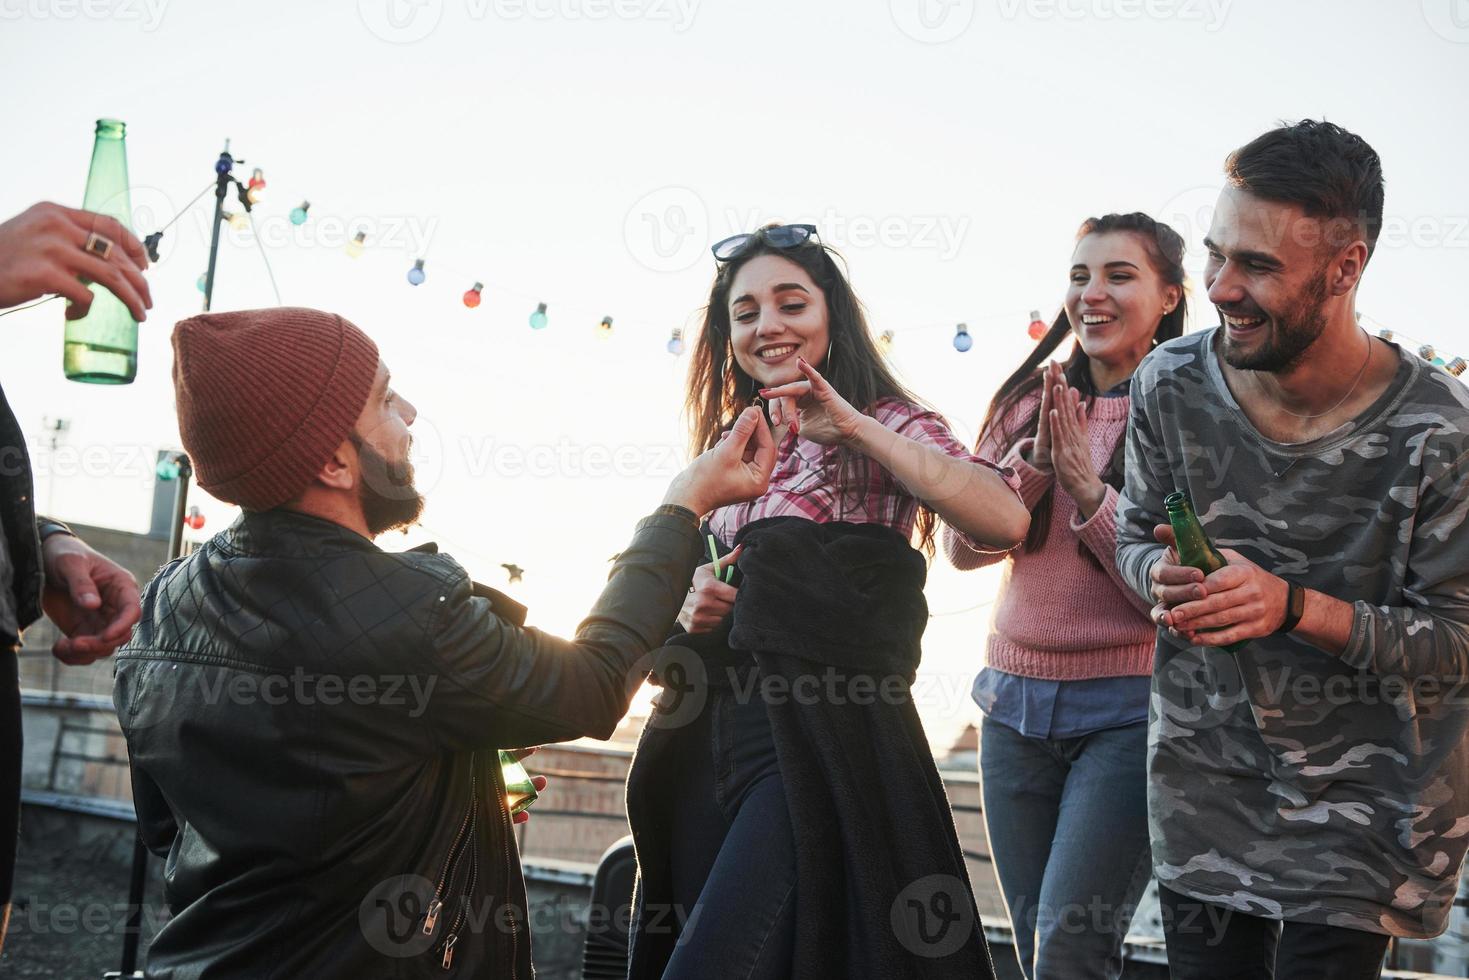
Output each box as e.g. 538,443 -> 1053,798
979,716 -> 1152,980
645,688 -> 797,980
1158,883 -> 1390,980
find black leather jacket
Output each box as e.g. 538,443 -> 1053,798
114,507 -> 701,979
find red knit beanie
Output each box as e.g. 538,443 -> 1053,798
171,307 -> 380,511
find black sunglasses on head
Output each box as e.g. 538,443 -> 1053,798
711,224 -> 819,262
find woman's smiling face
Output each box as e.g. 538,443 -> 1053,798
727,253 -> 831,388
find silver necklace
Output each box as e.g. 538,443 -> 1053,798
1267,330 -> 1373,420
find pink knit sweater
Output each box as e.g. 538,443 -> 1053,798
944,389 -> 1155,680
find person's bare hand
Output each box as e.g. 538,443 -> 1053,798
1147,524 -> 1207,632
677,545 -> 742,634
41,533 -> 141,665
502,746 -> 550,825
1029,360 -> 1060,471
663,407 -> 777,516
0,202 -> 151,320
757,357 -> 865,447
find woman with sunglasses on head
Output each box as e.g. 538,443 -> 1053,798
625,224 -> 1028,980
944,213 -> 1187,980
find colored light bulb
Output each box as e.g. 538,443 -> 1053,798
1447,357 -> 1466,377
877,329 -> 894,352
185,505 -> 206,531
196,272 -> 208,293
598,315 -> 613,339
464,282 -> 483,308
666,328 -> 684,356
246,168 -> 265,204
953,323 -> 972,352
156,457 -> 180,481
407,258 -> 426,286
289,200 -> 310,225
346,229 -> 366,258
1027,309 -> 1047,341
224,210 -> 248,231
529,302 -> 548,330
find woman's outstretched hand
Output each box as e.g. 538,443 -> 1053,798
758,357 -> 864,446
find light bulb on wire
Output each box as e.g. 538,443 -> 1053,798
185,506 -> 206,531
289,201 -> 310,225
1448,357 -> 1466,377
1027,309 -> 1047,341
224,210 -> 248,231
953,323 -> 972,353
346,229 -> 366,258
463,282 -> 483,308
666,327 -> 684,356
1419,344 -> 1446,367
196,272 -> 208,293
407,259 -> 426,286
529,302 -> 549,330
246,168 -> 266,205
877,329 -> 894,353
598,316 -> 613,339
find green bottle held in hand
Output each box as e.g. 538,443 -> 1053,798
1164,490 -> 1245,653
498,750 -> 539,816
65,118 -> 138,384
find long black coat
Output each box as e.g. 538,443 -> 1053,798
627,517 -> 997,979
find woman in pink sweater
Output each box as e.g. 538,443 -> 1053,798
945,212 -> 1188,980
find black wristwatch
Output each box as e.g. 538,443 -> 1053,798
1276,580 -> 1306,634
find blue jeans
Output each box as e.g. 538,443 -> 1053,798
980,717 -> 1152,980
649,689 -> 797,980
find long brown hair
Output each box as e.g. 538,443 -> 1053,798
684,232 -> 941,553
979,212 -> 1189,555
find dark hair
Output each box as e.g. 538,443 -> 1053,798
684,232 -> 940,554
978,212 -> 1188,557
1225,119 -> 1385,262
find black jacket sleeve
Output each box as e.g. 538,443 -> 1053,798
417,511 -> 702,750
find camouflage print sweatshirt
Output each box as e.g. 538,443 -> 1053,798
1116,329 -> 1469,939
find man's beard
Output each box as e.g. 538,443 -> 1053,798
1220,269 -> 1330,373
357,439 -> 425,536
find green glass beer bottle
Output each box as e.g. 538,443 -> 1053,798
1163,490 -> 1245,652
499,749 -> 539,816
64,118 -> 138,384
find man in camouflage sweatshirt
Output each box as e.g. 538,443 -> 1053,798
1117,120 -> 1469,979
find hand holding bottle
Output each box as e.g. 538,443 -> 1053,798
0,202 -> 151,320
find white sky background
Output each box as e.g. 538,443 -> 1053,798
3,0 -> 1468,750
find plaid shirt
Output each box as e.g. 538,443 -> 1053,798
709,397 -> 1019,545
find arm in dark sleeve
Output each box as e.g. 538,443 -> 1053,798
418,511 -> 703,750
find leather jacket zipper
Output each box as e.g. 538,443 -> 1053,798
439,832 -> 478,969
422,769 -> 478,938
